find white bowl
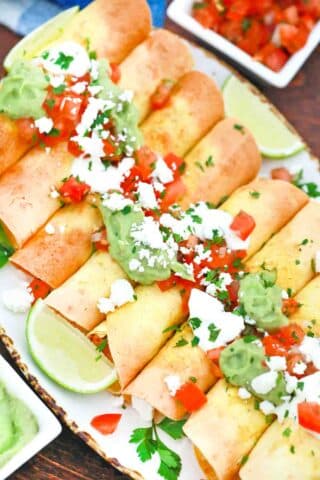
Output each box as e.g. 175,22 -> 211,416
0,355 -> 61,480
167,0 -> 320,88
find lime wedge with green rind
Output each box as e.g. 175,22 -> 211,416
4,6 -> 79,71
222,75 -> 305,159
26,299 -> 117,394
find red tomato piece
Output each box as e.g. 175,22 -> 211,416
287,352 -> 305,377
271,167 -> 293,182
150,79 -> 174,110
91,413 -> 122,435
280,23 -> 309,54
68,139 -> 83,157
298,402 -> 320,434
16,118 -> 37,143
262,335 -> 288,357
193,3 -> 221,30
274,323 -> 305,347
28,278 -> 51,301
282,298 -> 300,316
284,5 -> 299,25
135,146 -> 157,181
226,0 -> 250,21
110,63 -> 121,84
160,177 -> 187,212
219,19 -> 243,43
103,139 -> 118,158
230,211 -> 256,241
264,47 -> 289,72
164,152 -> 185,179
227,280 -> 240,303
174,382 -> 207,413
59,176 -> 90,203
92,228 -> 108,251
237,20 -> 270,56
207,346 -> 224,362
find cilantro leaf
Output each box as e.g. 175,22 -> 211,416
158,418 -> 186,440
129,427 -> 157,462
158,441 -> 182,480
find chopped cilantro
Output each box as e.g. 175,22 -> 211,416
53,84 -> 66,95
292,169 -> 320,198
189,317 -> 202,329
191,214 -> 202,224
48,128 -> 60,137
55,51 -> 74,70
243,335 -> 258,343
208,323 -> 220,342
121,205 -> 132,215
178,161 -> 186,174
41,50 -> 49,60
195,161 -> 204,172
211,229 -> 224,245
175,337 -> 188,348
234,123 -> 245,134
295,259 -> 301,265
311,258 -> 316,273
297,381 -> 304,391
205,155 -> 214,167
290,445 -> 296,454
242,17 -> 252,32
282,427 -> 292,437
88,161 -> 93,171
45,98 -> 56,110
189,376 -> 197,383
249,190 -> 260,199
157,418 -> 186,440
240,454 -> 249,466
191,336 -> 200,347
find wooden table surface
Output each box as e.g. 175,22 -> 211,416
0,5 -> 319,480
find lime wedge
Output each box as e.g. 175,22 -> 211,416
4,6 -> 79,71
26,300 -> 117,393
222,75 -> 305,158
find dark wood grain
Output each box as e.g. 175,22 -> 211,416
0,5 -> 319,479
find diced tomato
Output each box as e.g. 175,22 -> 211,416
205,247 -> 246,274
298,402 -> 320,434
103,139 -> 117,158
68,139 -> 83,157
89,334 -> 112,360
237,20 -> 270,56
207,346 -> 224,362
16,118 -> 37,143
264,47 -> 289,72
263,335 -> 288,357
274,323 -> 305,347
110,63 -> 121,84
193,3 -> 222,30
164,152 -> 185,179
157,275 -> 194,315
135,146 -> 157,181
160,177 -> 187,212
280,23 -> 309,54
150,79 -> 174,110
226,0 -> 250,21
300,14 -> 316,31
271,167 -> 293,182
287,352 -> 305,377
282,298 -> 300,316
28,278 -> 51,301
298,0 -> 320,19
219,19 -> 243,43
174,382 -> 207,413
91,413 -> 122,435
230,211 -> 256,241
59,176 -> 90,203
227,280 -> 240,303
284,5 -> 299,25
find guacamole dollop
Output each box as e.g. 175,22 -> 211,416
97,60 -> 142,153
0,383 -> 38,467
239,270 -> 288,332
99,202 -> 192,285
220,338 -> 288,405
0,60 -> 49,119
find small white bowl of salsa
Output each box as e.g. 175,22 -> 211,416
0,355 -> 61,480
167,0 -> 320,88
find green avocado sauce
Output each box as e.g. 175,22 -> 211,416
96,59 -> 142,153
0,60 -> 49,119
0,383 -> 38,467
220,338 -> 288,406
99,203 -> 192,285
238,270 -> 288,332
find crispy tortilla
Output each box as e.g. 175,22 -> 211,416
0,143 -> 72,248
181,118 -> 261,208
141,71 -> 224,156
58,0 -> 152,63
10,202 -> 102,288
0,115 -> 32,175
290,275 -> 320,336
119,29 -> 193,123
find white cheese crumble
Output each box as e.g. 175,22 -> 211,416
131,396 -> 154,422
35,116 -> 53,134
152,156 -> 174,184
299,336 -> 320,369
97,279 -> 135,315
71,81 -> 87,94
251,371 -> 278,395
37,42 -> 91,78
45,223 -> 55,235
137,182 -> 158,210
164,375 -> 182,397
266,356 -> 287,372
71,131 -> 105,157
259,400 -> 275,416
131,217 -> 166,250
238,387 -> 252,400
292,361 -> 307,376
102,192 -> 133,211
50,188 -> 60,199
188,289 -> 245,351
2,285 -> 34,313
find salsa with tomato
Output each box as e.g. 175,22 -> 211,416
192,0 -> 320,71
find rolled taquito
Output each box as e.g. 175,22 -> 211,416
289,275 -> 320,336
183,202 -> 320,480
0,143 -> 72,248
46,251 -> 126,331
239,419 -> 320,480
94,179 -> 307,394
141,71 -> 224,156
58,0 -> 152,63
119,29 -> 194,123
0,115 -> 33,176
10,202 -> 102,288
